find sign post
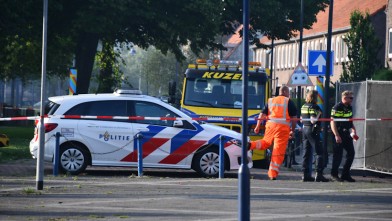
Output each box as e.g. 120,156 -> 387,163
69,65 -> 77,95
238,0 -> 250,219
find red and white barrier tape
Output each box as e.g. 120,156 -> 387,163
0,115 -> 391,122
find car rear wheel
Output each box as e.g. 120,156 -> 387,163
59,143 -> 90,175
193,148 -> 221,177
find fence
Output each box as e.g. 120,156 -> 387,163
0,106 -> 36,126
339,80 -> 392,175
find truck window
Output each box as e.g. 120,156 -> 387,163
184,78 -> 265,109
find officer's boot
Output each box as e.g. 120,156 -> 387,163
315,172 -> 329,182
302,173 -> 314,182
341,173 -> 356,182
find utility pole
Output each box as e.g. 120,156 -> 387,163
323,0 -> 334,167
238,0 -> 250,220
297,0 -> 304,120
37,0 -> 48,190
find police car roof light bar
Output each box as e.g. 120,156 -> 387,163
114,88 -> 142,96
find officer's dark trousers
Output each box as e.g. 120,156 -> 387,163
331,131 -> 355,177
302,126 -> 324,173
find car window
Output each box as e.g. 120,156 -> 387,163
45,101 -> 60,115
133,101 -> 178,127
85,101 -> 127,116
64,102 -> 89,115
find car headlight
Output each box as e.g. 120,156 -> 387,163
228,137 -> 251,148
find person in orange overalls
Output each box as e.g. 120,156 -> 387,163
248,86 -> 297,180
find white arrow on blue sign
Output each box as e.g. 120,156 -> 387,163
307,50 -> 334,76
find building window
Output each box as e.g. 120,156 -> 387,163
281,46 -> 284,69
324,39 -> 327,50
302,43 -> 305,64
341,37 -> 345,61
389,29 -> 392,58
305,42 -> 309,66
294,43 -> 299,64
273,48 -> 276,69
277,47 -> 280,69
285,45 -> 288,68
292,44 -> 296,67
287,45 -> 290,68
320,40 -> 323,50
335,37 -> 340,63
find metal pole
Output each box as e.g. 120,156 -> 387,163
53,132 -> 60,176
175,60 -> 179,109
322,0 -> 334,168
238,0 -> 250,220
137,134 -> 144,177
299,0 -> 303,64
297,0 -> 304,121
219,135 -> 225,179
37,0 -> 48,190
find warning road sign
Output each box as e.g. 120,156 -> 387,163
286,62 -> 313,87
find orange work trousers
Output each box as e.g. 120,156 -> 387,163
250,122 -> 291,178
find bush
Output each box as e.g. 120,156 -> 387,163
372,69 -> 392,81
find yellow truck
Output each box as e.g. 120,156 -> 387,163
169,59 -> 272,168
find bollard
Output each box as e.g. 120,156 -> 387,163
137,133 -> 144,177
53,132 -> 61,176
219,135 -> 225,179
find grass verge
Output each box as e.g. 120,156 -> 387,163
0,126 -> 34,163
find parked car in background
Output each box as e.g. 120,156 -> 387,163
0,134 -> 10,147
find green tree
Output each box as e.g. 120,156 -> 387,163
1,0 -> 329,94
340,10 -> 383,83
0,0 -> 75,83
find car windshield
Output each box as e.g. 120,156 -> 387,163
183,78 -> 265,109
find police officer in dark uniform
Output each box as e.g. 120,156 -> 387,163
330,90 -> 357,182
301,90 -> 329,182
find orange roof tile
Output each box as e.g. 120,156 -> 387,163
227,25 -> 244,44
259,0 -> 387,44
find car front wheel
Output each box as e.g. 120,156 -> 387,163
193,148 -> 221,177
59,144 -> 90,175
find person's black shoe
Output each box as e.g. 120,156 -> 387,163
330,175 -> 343,182
302,174 -> 314,182
269,177 -> 276,180
341,174 -> 356,182
292,161 -> 299,165
315,173 -> 329,182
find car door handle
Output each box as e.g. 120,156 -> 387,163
87,124 -> 99,127
137,128 -> 149,132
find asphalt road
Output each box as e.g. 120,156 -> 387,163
1,160 -> 392,220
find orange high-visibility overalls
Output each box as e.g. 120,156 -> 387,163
250,96 -> 291,178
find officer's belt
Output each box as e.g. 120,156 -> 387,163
337,127 -> 350,132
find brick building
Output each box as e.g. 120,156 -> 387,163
251,0 -> 387,96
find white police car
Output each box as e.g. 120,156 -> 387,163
30,89 -> 252,177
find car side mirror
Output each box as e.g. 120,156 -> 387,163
173,120 -> 183,128
37,112 -> 40,116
